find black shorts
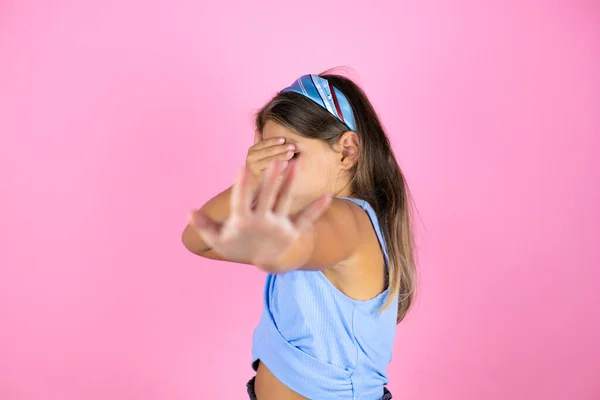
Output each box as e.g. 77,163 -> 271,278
246,376 -> 393,399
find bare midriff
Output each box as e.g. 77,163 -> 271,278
254,361 -> 308,400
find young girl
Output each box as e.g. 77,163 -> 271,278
182,72 -> 416,400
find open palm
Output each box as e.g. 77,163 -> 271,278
188,160 -> 331,269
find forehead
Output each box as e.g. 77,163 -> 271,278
261,120 -> 303,143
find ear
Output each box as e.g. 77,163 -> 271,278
335,131 -> 359,170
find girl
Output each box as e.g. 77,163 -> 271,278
182,72 -> 416,400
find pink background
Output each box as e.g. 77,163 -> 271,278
1,1 -> 599,399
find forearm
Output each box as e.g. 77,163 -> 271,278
254,200 -> 359,273
255,228 -> 316,273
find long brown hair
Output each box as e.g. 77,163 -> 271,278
255,71 -> 416,323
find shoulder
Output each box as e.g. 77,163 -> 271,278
320,198 -> 387,299
319,198 -> 364,235
293,198 -> 365,271
315,197 -> 372,250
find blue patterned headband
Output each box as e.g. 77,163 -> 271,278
281,74 -> 357,132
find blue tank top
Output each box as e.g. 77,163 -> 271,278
251,198 -> 399,400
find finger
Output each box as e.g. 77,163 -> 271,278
294,195 -> 332,232
274,161 -> 296,215
188,209 -> 221,247
248,143 -> 296,163
231,166 -> 252,216
255,160 -> 287,214
253,129 -> 262,145
253,150 -> 296,170
251,137 -> 286,151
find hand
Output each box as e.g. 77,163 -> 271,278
246,130 -> 296,184
188,160 -> 331,271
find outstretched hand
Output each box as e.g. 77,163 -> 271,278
188,160 -> 332,271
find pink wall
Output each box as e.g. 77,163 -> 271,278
1,1 -> 599,399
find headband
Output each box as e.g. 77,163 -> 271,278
280,74 -> 357,132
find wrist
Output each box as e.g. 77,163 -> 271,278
256,227 -> 315,273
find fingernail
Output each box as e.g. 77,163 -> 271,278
287,144 -> 295,150
279,138 -> 285,143
286,150 -> 294,158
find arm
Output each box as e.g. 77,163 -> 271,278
188,196 -> 362,273
187,162 -> 361,273
181,186 -> 232,259
183,134 -> 295,260
258,198 -> 362,273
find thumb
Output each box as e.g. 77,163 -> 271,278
188,209 -> 221,247
254,129 -> 262,145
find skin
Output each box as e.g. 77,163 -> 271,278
182,120 -> 386,400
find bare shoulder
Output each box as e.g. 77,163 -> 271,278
294,197 -> 364,271
323,198 -> 387,300
323,197 -> 363,227
326,197 -> 373,235
320,197 -> 371,250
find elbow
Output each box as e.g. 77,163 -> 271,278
253,231 -> 315,273
252,253 -> 309,275
254,262 -> 288,274
181,224 -> 206,256
181,227 -> 196,254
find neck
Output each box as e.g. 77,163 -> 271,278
333,180 -> 354,198
289,189 -> 354,215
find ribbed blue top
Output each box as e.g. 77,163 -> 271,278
251,198 -> 398,399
